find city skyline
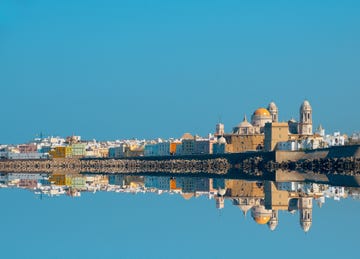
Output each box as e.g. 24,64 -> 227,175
1,1 -> 360,258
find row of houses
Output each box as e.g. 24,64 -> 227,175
0,127 -> 351,161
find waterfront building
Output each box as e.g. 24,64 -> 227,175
324,131 -> 346,146
70,143 -> 86,157
180,139 -> 194,155
170,141 -> 181,155
18,144 -> 37,153
224,134 -> 264,153
144,143 -> 159,156
49,146 -> 72,158
276,140 -> 300,151
264,122 -> 290,151
158,141 -> 171,156
7,152 -> 48,159
213,136 -> 227,154
193,138 -> 214,155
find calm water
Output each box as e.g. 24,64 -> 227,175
1,172 -> 359,259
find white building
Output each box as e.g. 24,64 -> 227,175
324,131 -> 345,146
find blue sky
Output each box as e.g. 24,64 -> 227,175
0,188 -> 359,259
1,0 -> 359,143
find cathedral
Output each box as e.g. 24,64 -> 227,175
231,100 -> 313,136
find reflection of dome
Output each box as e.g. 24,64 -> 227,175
254,216 -> 271,225
253,108 -> 271,116
181,193 -> 194,200
237,205 -> 253,216
251,205 -> 272,225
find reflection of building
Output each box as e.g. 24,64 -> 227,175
225,180 -> 265,216
268,210 -> 279,231
299,197 -> 313,232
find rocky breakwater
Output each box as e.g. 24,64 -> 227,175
274,145 -> 360,176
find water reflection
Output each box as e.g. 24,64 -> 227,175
1,172 -> 359,233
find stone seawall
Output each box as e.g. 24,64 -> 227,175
275,145 -> 360,162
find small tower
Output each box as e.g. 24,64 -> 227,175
268,102 -> 278,123
267,210 -> 279,231
299,197 -> 312,233
299,100 -> 313,135
215,123 -> 224,136
316,124 -> 325,137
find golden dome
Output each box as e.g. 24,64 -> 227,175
253,108 -> 271,116
254,216 -> 271,225
181,133 -> 194,140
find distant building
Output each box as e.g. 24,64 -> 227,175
324,131 -> 346,146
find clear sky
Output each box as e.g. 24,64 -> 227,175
0,188 -> 359,259
1,0 -> 359,143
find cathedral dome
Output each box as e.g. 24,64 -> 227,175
237,119 -> 253,129
253,108 -> 271,116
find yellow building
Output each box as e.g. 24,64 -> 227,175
264,122 -> 290,151
49,146 -> 72,158
224,134 -> 265,153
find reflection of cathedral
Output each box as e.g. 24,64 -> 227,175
299,197 -> 313,232
215,179 -> 314,232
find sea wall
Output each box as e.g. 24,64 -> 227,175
275,145 -> 360,162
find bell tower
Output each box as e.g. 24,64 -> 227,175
299,100 -> 312,135
268,102 -> 278,123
